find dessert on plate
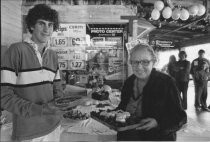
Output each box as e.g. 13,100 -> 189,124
92,85 -> 112,100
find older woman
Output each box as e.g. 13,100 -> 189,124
117,44 -> 187,141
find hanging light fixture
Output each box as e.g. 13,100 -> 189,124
197,4 -> 206,16
188,5 -> 199,16
151,1 -> 206,22
162,6 -> 172,19
154,0 -> 164,11
172,8 -> 181,20
151,9 -> 160,20
180,8 -> 190,21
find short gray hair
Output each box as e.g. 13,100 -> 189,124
130,44 -> 157,63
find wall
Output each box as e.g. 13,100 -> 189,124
22,5 -> 136,23
1,0 -> 22,47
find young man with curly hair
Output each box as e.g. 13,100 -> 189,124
1,4 -> 64,141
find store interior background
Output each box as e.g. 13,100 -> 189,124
1,0 -> 210,141
2,0 -> 210,71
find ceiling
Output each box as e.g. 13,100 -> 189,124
137,0 -> 210,48
148,17 -> 210,48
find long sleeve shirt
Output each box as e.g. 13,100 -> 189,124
175,60 -> 191,82
1,40 -> 63,140
190,57 -> 210,76
117,69 -> 187,140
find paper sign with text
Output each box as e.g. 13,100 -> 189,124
68,60 -> 86,70
51,47 -> 70,60
58,60 -> 68,70
69,24 -> 86,37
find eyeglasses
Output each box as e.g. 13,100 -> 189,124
130,60 -> 153,66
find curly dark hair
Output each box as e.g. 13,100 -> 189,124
25,4 -> 59,33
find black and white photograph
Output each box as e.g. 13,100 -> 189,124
1,0 -> 210,141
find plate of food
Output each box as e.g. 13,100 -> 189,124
63,108 -> 90,120
91,109 -> 143,131
91,85 -> 112,101
55,96 -> 82,108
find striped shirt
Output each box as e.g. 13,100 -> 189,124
1,39 -> 63,140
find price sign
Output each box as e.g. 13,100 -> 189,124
52,37 -> 68,47
58,60 -> 68,70
68,60 -> 86,70
69,24 -> 86,37
52,24 -> 69,37
77,75 -> 88,84
73,53 -> 82,60
70,37 -> 86,46
106,37 -> 122,46
53,47 -> 70,60
69,50 -> 86,60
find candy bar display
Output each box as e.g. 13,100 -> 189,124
91,110 -> 142,131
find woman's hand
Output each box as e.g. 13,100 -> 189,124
136,118 -> 158,131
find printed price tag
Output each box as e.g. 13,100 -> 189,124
70,37 -> 86,46
58,60 -> 68,70
69,50 -> 86,60
73,53 -> 82,60
69,24 -> 86,37
52,37 -> 68,47
68,60 -> 86,70
53,47 -> 70,60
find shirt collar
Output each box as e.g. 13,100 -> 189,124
24,37 -> 50,52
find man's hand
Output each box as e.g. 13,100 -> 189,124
42,101 -> 66,116
136,118 -> 158,131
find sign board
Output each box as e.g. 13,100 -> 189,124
52,24 -> 69,37
68,60 -> 86,70
86,24 -> 126,80
51,47 -> 70,60
51,37 -> 68,47
69,24 -> 86,37
69,37 -> 86,46
155,40 -> 175,48
58,60 -> 68,70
